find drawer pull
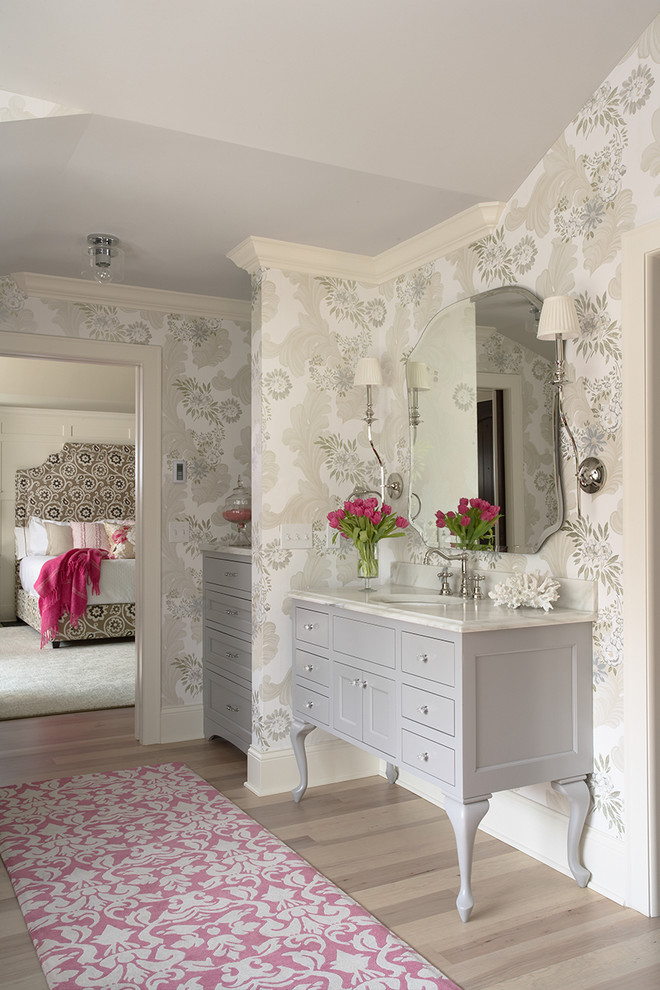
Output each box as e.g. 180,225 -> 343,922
225,609 -> 239,616
224,571 -> 237,577
417,705 -> 429,715
418,653 -> 429,663
304,664 -> 314,672
352,678 -> 361,687
303,622 -> 318,631
225,652 -> 239,659
226,704 -> 240,713
305,701 -> 315,709
418,752 -> 430,762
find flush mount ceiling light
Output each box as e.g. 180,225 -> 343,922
86,233 -> 122,283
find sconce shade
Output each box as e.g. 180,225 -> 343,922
537,295 -> 581,341
354,357 -> 383,387
407,362 -> 431,391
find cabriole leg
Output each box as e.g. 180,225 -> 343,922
443,793 -> 491,922
290,720 -> 316,803
385,762 -> 399,784
551,776 -> 592,887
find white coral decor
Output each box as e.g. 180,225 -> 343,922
488,571 -> 560,611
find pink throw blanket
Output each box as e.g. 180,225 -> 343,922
34,548 -> 110,647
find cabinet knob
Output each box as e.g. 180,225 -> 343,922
225,652 -> 239,659
226,704 -> 239,713
305,701 -> 315,709
418,653 -> 429,663
225,609 -> 239,616
303,622 -> 318,631
417,704 -> 429,715
352,678 -> 361,687
417,752 -> 430,762
304,664 -> 314,672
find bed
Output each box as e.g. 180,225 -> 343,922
14,442 -> 136,646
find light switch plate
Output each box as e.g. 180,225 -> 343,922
280,523 -> 313,549
168,521 -> 190,542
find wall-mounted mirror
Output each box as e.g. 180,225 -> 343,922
406,286 -> 562,554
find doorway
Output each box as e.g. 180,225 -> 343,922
0,331 -> 162,744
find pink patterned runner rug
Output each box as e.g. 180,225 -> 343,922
0,762 -> 461,990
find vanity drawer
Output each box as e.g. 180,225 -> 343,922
401,728 -> 455,786
401,683 -> 454,737
401,631 -> 455,686
203,555 -> 251,596
205,625 -> 251,682
205,589 -> 251,638
295,649 -> 330,690
333,614 -> 396,669
294,685 -> 329,726
203,669 -> 252,744
295,607 -> 329,649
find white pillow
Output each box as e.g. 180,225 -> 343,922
27,517 -> 70,555
14,526 -> 27,560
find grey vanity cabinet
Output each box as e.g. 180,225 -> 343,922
202,550 -> 252,754
289,593 -> 594,922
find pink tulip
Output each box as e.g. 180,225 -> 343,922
395,516 -> 409,528
460,515 -> 470,527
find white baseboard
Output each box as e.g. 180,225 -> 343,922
246,738 -> 379,796
393,766 -> 627,906
160,704 -> 203,743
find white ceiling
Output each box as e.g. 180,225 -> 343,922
1,0 -> 658,301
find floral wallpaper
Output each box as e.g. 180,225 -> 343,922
0,280 -> 251,707
249,14 -> 660,850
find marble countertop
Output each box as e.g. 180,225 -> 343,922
288,583 -> 597,633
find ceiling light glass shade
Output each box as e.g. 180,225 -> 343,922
86,233 -> 122,283
407,362 -> 431,391
354,357 -> 383,387
537,295 -> 581,340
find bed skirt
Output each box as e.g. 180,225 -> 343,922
15,588 -> 135,644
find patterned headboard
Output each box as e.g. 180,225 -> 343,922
15,442 -> 135,526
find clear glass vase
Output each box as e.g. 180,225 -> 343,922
357,542 -> 379,590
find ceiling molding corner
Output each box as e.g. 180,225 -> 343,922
11,273 -> 251,322
227,201 -> 506,286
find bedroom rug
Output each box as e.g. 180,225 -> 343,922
0,762 -> 462,990
0,624 -> 135,719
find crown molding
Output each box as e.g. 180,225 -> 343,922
227,201 -> 506,285
11,273 -> 251,322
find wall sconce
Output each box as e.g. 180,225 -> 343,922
86,233 -> 123,283
407,361 -> 431,430
352,357 -> 402,503
537,295 -> 606,517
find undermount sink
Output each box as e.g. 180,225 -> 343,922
370,591 -> 466,605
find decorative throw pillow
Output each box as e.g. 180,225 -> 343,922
71,521 -> 111,551
14,526 -> 28,560
44,521 -> 74,556
104,521 -> 136,559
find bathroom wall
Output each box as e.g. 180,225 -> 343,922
0,278 -> 251,707
249,14 -> 660,867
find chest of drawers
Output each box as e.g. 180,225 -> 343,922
202,550 -> 252,753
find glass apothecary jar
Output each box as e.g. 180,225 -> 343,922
222,477 -> 251,546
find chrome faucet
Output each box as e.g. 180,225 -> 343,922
423,546 -> 471,599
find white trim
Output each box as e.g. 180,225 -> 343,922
228,202 -> 506,285
622,220 -> 660,917
245,739 -> 379,797
160,705 -> 204,743
393,768 -> 628,907
0,330 -> 162,746
11,273 -> 250,322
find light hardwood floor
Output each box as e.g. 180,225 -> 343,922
0,708 -> 658,990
